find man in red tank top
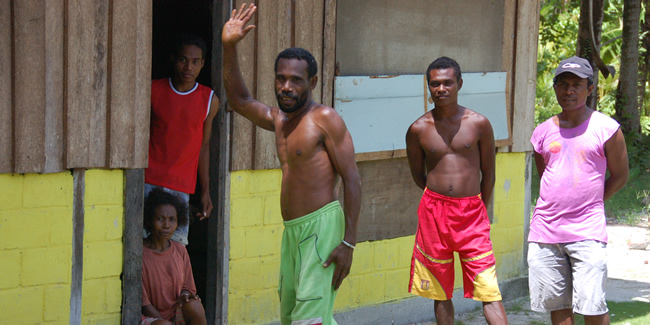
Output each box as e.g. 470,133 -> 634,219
145,34 -> 220,245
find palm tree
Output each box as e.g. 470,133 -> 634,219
577,0 -> 605,109
638,0 -> 650,116
615,0 -> 642,134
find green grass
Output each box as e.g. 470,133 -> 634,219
575,301 -> 650,325
604,167 -> 650,225
529,321 -> 547,325
530,160 -> 650,226
502,301 -> 650,325
507,300 -> 526,313
449,301 -> 650,324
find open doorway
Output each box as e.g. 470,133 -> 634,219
151,0 -> 228,323
152,1 -> 213,85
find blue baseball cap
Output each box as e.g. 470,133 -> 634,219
554,56 -> 593,79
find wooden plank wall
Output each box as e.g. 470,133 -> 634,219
353,158 -> 422,241
228,0 -> 540,169
345,0 -> 536,241
0,0 -> 151,174
109,0 -> 152,168
500,0 -> 517,149
12,1 -> 51,172
230,0 -> 337,171
254,0 -> 291,170
510,0 -> 541,153
0,1 -> 11,171
499,0 -> 541,153
321,0 -> 337,108
230,0 -> 258,171
67,0 -> 109,168
226,1 -> 540,242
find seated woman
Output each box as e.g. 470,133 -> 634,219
141,188 -> 206,325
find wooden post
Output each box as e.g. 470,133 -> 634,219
0,0 -> 12,173
206,106 -> 231,325
510,0 -> 541,153
205,1 -> 230,323
70,169 -> 85,325
523,152 -> 533,269
121,169 -> 144,324
321,0 -> 337,108
230,0 -> 257,171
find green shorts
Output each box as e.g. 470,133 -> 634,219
279,201 -> 344,325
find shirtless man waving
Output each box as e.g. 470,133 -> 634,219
222,4 -> 361,325
406,57 -> 508,325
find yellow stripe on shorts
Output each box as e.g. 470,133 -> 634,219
460,250 -> 493,262
416,244 -> 454,264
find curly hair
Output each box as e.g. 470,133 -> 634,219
143,188 -> 189,233
426,56 -> 462,83
275,47 -> 318,78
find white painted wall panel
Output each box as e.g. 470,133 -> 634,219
335,72 -> 508,154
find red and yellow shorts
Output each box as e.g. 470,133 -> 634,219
409,188 -> 502,302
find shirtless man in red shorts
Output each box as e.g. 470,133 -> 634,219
406,56 -> 508,325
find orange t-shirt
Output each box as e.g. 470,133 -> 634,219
142,241 -> 196,321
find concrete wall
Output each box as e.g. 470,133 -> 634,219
0,170 -> 125,324
227,152 -> 527,324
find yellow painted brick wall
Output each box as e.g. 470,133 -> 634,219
491,152 -> 527,279
229,170 -> 284,324
334,236 -> 414,309
228,152 -> 526,324
82,169 -> 124,324
0,170 -> 126,325
0,172 -> 74,324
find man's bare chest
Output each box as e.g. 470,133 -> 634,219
275,121 -> 324,163
420,125 -> 479,157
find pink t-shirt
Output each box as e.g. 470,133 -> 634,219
529,111 -> 619,244
142,240 -> 196,321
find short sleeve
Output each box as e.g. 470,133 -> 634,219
600,112 -> 620,143
530,122 -> 547,154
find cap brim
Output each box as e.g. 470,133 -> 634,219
555,70 -> 591,79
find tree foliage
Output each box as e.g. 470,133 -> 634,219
537,0 -> 650,169
537,0 -> 649,122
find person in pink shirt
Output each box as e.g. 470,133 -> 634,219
528,57 -> 629,325
141,188 -> 206,325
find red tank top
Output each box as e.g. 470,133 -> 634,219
145,78 -> 213,193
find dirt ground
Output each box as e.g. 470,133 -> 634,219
420,223 -> 650,325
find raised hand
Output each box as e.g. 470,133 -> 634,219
222,3 -> 257,46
